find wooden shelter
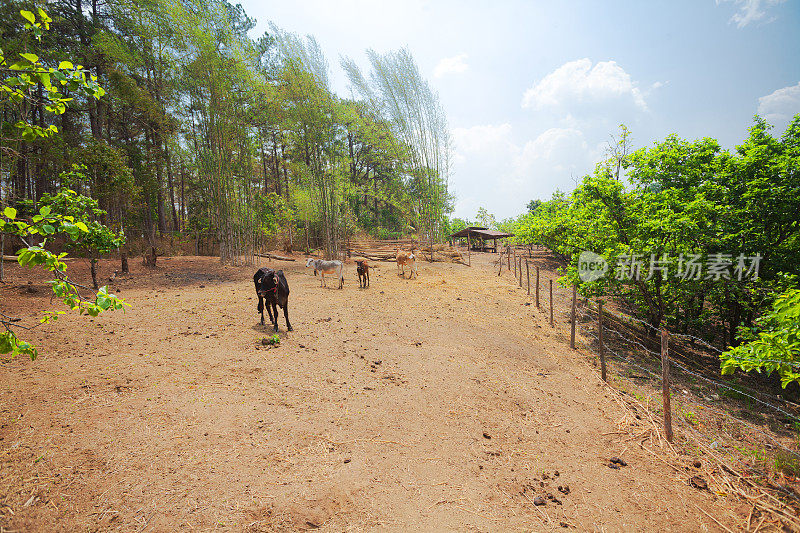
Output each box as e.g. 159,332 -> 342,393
449,226 -> 514,253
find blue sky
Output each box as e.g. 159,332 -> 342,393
239,0 -> 800,220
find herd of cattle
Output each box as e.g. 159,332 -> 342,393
253,250 -> 419,332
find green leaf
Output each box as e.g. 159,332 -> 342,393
3,206 -> 17,220
75,221 -> 89,232
58,61 -> 74,70
37,8 -> 51,27
19,52 -> 38,63
19,10 -> 35,24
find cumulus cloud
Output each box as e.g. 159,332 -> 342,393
434,54 -> 469,78
450,124 -> 598,218
451,123 -> 513,160
758,82 -> 800,131
517,128 -> 588,169
521,58 -> 647,112
717,0 -> 785,28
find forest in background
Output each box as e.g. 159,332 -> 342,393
0,0 -> 452,264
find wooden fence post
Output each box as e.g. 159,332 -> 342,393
507,248 -> 511,270
519,258 -> 523,287
513,249 -> 517,277
526,260 -> 530,295
598,301 -> 607,382
535,267 -> 540,307
570,284 -> 577,349
661,329 -> 673,442
467,235 -> 471,267
549,279 -> 554,327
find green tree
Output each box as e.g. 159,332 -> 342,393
474,207 -> 496,229
721,288 -> 800,388
526,199 -> 542,213
1,9 -> 127,361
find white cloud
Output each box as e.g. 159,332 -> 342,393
452,123 -> 513,157
450,124 -> 598,218
518,128 -> 587,166
717,0 -> 785,28
434,54 -> 469,78
758,82 -> 800,131
522,58 -> 647,112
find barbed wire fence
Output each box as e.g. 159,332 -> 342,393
496,245 -> 800,529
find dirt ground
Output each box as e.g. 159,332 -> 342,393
0,253 -> 745,531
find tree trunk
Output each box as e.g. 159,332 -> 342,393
90,257 -> 99,290
166,143 -> 179,231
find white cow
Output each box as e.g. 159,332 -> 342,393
305,258 -> 344,289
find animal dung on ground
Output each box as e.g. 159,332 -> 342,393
610,457 -> 627,467
483,432 -> 491,439
689,476 -> 708,490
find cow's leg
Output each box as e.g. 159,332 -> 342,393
266,297 -> 276,329
366,269 -> 369,287
283,302 -> 292,331
271,300 -> 279,332
258,295 -> 265,325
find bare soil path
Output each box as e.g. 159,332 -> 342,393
1,254 -> 740,531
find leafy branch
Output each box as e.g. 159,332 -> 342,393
1,194 -> 128,361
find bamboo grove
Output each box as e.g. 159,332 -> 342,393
0,0 -> 453,263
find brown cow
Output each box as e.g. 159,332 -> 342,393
396,250 -> 418,279
356,260 -> 370,288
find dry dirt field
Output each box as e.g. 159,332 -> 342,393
1,253 -> 745,531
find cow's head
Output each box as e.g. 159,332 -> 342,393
306,257 -> 318,276
257,269 -> 277,297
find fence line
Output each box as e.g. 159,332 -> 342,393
490,249 -> 800,525
575,315 -> 800,466
493,247 -> 800,449
574,300 -> 800,411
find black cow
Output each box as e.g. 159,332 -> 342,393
253,267 -> 292,332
